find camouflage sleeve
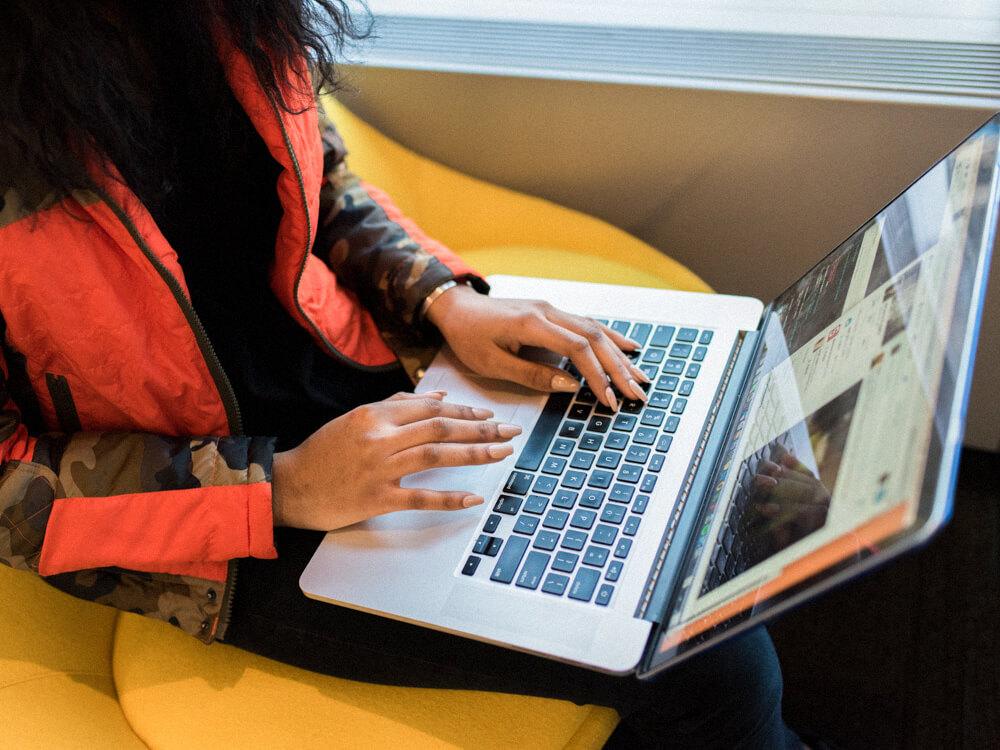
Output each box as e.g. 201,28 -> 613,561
312,106 -> 488,347
1,354 -> 276,579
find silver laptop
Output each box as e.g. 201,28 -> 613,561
301,114 -> 1000,678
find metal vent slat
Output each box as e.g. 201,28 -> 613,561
361,16 -> 1000,106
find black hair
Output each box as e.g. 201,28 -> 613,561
0,0 -> 371,210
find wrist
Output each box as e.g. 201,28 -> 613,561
423,279 -> 477,328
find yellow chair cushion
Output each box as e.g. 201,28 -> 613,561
2,98 -> 713,750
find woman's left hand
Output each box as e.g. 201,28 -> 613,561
425,284 -> 649,409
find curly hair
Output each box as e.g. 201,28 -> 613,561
0,0 -> 371,210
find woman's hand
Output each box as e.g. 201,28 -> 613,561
426,284 -> 649,409
271,391 -> 521,531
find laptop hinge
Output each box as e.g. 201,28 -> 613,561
634,328 -> 761,623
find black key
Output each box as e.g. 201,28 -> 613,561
609,483 -> 635,504
483,513 -> 502,532
580,432 -> 604,451
584,546 -> 610,567
576,386 -> 598,404
634,427 -> 657,445
648,392 -> 672,409
569,568 -> 601,601
534,530 -> 560,550
606,560 -> 624,582
624,516 -> 642,536
551,438 -> 575,456
613,414 -> 637,432
676,327 -> 698,343
552,550 -> 579,573
621,399 -> 644,415
596,586 -> 616,609
615,539 -> 633,559
523,495 -> 548,514
671,398 -> 687,415
579,489 -> 606,508
588,470 -> 614,489
686,363 -> 701,378
618,464 -> 642,483
462,556 -> 481,576
474,534 -> 492,554
679,380 -> 694,397
495,495 -> 522,515
516,551 -> 550,589
629,323 -> 652,347
552,489 -> 577,508
664,416 -> 681,433
542,509 -> 569,529
597,451 -> 621,469
648,454 -> 665,472
490,536 -> 530,583
542,456 -> 567,475
486,537 -> 504,556
504,472 -> 534,495
533,476 -> 558,494
562,530 -> 588,550
639,364 -> 659,380
514,515 -> 539,535
559,420 -> 585,439
633,495 -> 650,513
626,445 -> 651,464
693,346 -> 707,362
561,470 -> 587,489
600,504 -> 627,524
514,392 -> 573,471
699,330 -> 714,345
669,343 -> 692,359
587,415 -> 612,433
570,509 -> 597,529
650,325 -> 676,347
641,474 -> 658,492
642,349 -> 665,364
592,524 -> 618,545
605,433 -> 629,450
656,435 -> 673,452
568,403 -> 591,420
542,573 -> 570,596
611,320 -> 631,335
662,359 -> 685,375
570,452 -> 595,470
640,409 -> 665,427
655,375 -> 679,392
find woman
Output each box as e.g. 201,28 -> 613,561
0,2 -> 801,746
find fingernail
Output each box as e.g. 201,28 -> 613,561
624,338 -> 641,351
628,380 -> 647,402
462,495 -> 484,508
754,475 -> 778,489
488,443 -> 514,459
497,423 -> 522,438
604,386 -> 618,411
631,365 -> 651,384
551,373 -> 579,392
472,407 -> 495,420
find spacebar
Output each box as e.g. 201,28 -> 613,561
514,391 -> 575,471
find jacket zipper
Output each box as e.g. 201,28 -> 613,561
265,89 -> 400,373
93,186 -> 244,436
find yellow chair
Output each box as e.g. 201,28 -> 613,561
0,97 -> 710,750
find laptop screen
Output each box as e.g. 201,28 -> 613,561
644,113 -> 1000,676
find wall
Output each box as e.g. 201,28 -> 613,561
338,66 -> 999,450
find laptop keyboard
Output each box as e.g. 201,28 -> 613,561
461,319 -> 715,607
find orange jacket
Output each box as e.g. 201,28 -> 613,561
0,49 -> 480,641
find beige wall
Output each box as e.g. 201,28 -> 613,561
339,66 -> 999,451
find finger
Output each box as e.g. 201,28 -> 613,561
390,440 -> 515,476
394,414 -> 522,450
375,394 -> 497,426
384,486 -> 486,513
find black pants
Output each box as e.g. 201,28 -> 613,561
224,527 -> 800,749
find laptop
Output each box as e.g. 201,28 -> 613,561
301,113 -> 1000,678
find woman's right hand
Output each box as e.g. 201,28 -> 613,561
270,391 -> 521,531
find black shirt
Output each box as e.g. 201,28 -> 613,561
111,47 -> 410,450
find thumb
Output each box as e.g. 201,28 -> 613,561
480,347 -> 579,394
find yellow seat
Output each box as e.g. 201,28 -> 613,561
0,97 -> 711,749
